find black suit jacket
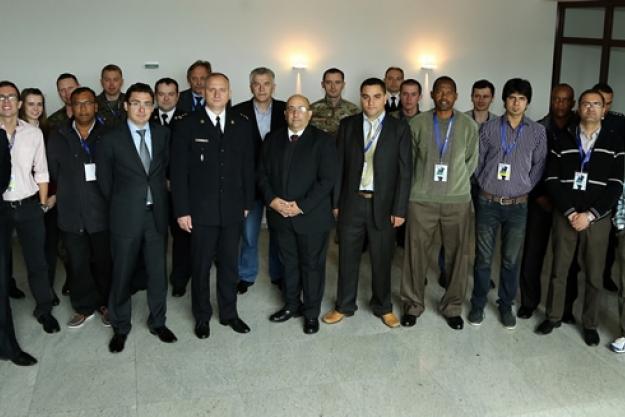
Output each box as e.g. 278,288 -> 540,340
150,107 -> 186,128
170,109 -> 255,226
231,99 -> 287,162
177,89 -> 197,114
258,125 -> 338,234
385,97 -> 402,113
47,120 -> 109,234
333,113 -> 412,229
97,122 -> 170,237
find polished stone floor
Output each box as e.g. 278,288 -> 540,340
2,230 -> 625,417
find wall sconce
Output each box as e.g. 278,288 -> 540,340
420,55 -> 437,71
291,55 -> 308,94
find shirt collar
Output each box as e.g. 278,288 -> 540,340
363,111 -> 386,125
253,100 -> 272,114
288,127 -> 305,137
127,119 -> 150,134
205,107 -> 225,122
72,120 -> 96,139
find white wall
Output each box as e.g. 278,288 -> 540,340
4,0 -> 557,119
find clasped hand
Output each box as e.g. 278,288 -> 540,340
270,198 -> 302,218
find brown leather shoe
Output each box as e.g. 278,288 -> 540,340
381,313 -> 400,328
322,310 -> 351,324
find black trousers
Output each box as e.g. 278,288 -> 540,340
336,196 -> 395,316
109,210 -> 167,335
43,206 -> 72,291
275,223 -> 329,320
169,216 -> 192,291
191,222 -> 240,322
2,197 -> 53,318
518,198 -> 577,312
63,230 -> 112,315
0,208 -> 21,360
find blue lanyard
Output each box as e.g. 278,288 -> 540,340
433,113 -> 454,160
500,118 -> 524,158
364,119 -> 383,153
575,127 -> 593,172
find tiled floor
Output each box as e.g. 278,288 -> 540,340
2,230 -> 625,417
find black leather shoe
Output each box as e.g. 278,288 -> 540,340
269,308 -> 301,323
535,319 -> 561,335
583,328 -> 600,346
37,313 -> 60,334
9,279 -> 25,299
171,287 -> 186,297
401,314 -> 417,327
516,306 -> 534,319
220,317 -> 250,334
194,321 -> 210,339
445,316 -> 464,330
109,333 -> 127,353
11,351 -> 37,366
150,326 -> 177,343
61,281 -> 70,296
52,292 -> 60,307
271,279 -> 284,290
303,318 -> 319,334
604,277 -> 618,293
562,311 -> 576,325
237,280 -> 253,294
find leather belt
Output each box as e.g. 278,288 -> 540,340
480,190 -> 528,206
358,191 -> 374,199
4,194 -> 39,209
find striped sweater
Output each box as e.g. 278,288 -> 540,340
545,124 -> 624,220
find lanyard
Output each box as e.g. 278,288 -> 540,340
80,138 -> 92,160
433,113 -> 454,160
364,119 -> 383,153
575,127 -> 593,172
500,118 -> 524,158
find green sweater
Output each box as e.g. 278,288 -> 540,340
408,109 -> 479,203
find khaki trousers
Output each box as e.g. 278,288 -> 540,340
400,201 -> 472,317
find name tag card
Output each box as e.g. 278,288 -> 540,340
497,163 -> 511,181
573,171 -> 588,191
84,163 -> 97,181
434,164 -> 448,182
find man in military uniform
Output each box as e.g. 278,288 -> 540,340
48,73 -> 80,130
310,68 -> 359,138
171,73 -> 255,339
96,64 -> 126,128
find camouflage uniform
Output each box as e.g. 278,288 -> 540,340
310,97 -> 360,138
96,92 -> 126,129
390,109 -> 420,124
47,107 -> 71,130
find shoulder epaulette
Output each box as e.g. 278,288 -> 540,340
174,112 -> 189,121
239,113 -> 249,120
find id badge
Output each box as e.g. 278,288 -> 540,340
7,175 -> 15,192
497,163 -> 511,181
434,164 -> 448,182
84,163 -> 97,181
573,171 -> 588,191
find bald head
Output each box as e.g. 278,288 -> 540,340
285,94 -> 312,131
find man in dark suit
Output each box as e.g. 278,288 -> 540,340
232,67 -> 286,294
151,77 -> 191,297
258,94 -> 338,334
97,83 -> 177,353
323,78 -> 412,328
171,73 -> 255,339
384,67 -> 404,112
177,60 -> 211,114
0,129 -> 37,366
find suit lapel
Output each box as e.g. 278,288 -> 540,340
148,125 -> 163,175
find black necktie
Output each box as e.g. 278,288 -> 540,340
290,134 -> 299,143
194,96 -> 203,110
390,96 -> 397,111
161,113 -> 168,125
216,116 -> 223,137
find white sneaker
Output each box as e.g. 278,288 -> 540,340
610,337 -> 625,353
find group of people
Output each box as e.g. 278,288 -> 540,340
1,60 -> 625,369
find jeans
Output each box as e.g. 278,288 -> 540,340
238,200 -> 284,283
471,195 -> 527,310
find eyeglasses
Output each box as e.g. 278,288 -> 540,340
286,105 -> 309,114
0,94 -> 19,103
580,101 -> 603,109
129,101 -> 154,109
